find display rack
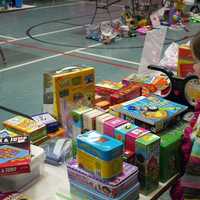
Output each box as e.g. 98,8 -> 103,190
24,164 -> 179,200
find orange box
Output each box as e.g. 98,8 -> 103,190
48,128 -> 65,139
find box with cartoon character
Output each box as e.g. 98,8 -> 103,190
67,159 -> 138,198
135,133 -> 160,195
77,131 -> 123,179
118,95 -> 188,133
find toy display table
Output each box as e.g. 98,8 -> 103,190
24,163 -> 179,200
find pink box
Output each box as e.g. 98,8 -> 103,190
125,127 -> 149,153
104,117 -> 127,138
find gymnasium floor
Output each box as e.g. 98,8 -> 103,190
0,1 -> 200,198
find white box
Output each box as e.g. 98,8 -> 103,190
0,145 -> 45,192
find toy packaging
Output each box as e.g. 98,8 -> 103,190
0,145 -> 45,192
83,109 -> 105,131
96,113 -> 114,134
118,95 -> 188,133
177,44 -> 195,77
114,123 -> 137,144
125,127 -> 150,154
70,180 -> 140,200
95,80 -> 123,97
43,66 -> 95,119
109,104 -> 122,117
3,115 -> 47,143
71,107 -> 93,137
0,145 -> 30,176
77,131 -> 123,179
52,66 -> 95,137
135,133 -> 160,195
77,131 -> 123,161
0,192 -> 31,200
77,149 -> 123,180
160,130 -> 182,182
95,100 -> 110,110
32,112 -> 59,133
110,84 -> 141,105
104,117 -> 127,138
67,159 -> 138,198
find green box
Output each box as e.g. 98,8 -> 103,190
160,130 -> 183,182
135,133 -> 160,195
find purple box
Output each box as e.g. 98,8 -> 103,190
67,159 -> 138,198
103,118 -> 127,138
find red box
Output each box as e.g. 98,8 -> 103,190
178,46 -> 194,61
103,118 -> 127,138
110,84 -> 141,105
125,127 -> 149,153
178,63 -> 195,77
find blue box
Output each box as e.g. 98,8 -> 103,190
77,130 -> 123,161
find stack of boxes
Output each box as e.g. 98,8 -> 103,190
177,44 -> 195,78
67,131 -> 140,199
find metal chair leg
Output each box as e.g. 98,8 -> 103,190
0,46 -> 6,64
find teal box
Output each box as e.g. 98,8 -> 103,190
135,133 -> 160,195
77,130 -> 123,161
114,123 -> 137,144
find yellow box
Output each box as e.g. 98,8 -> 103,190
77,149 -> 123,180
53,66 -> 95,121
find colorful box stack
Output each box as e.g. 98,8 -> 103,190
68,160 -> 140,200
3,116 -> 47,145
68,130 -> 140,200
77,131 -> 123,180
177,44 -> 195,78
135,133 -> 160,195
118,95 -> 188,133
96,113 -> 114,133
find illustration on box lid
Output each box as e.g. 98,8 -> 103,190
3,116 -> 45,134
136,133 -> 160,145
67,159 -> 138,186
77,131 -> 123,161
120,95 -> 188,125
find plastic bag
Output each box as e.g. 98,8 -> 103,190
159,42 -> 179,71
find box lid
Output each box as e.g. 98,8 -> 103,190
3,116 -> 45,135
77,131 -> 123,160
136,133 -> 160,145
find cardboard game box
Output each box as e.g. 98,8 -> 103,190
3,116 -> 47,143
0,129 -> 31,176
118,95 -> 188,133
135,133 -> 160,195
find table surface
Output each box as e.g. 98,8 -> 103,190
24,163 -> 179,200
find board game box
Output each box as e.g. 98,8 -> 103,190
118,95 -> 188,133
3,116 -> 47,142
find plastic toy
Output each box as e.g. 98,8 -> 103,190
148,65 -> 200,107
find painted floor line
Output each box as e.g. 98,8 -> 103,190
24,1 -> 87,11
0,43 -> 102,73
0,35 -> 17,40
76,50 -> 140,65
0,25 -> 84,44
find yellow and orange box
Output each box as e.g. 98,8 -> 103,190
3,116 -> 47,143
177,45 -> 195,77
77,130 -> 123,179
